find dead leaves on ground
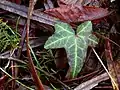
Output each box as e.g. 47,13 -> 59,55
45,5 -> 109,23
44,0 -> 109,23
105,39 -> 120,90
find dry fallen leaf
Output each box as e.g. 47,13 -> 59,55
55,48 -> 68,69
44,5 -> 109,23
105,39 -> 120,90
0,75 -> 7,90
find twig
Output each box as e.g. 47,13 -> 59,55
1,36 -> 48,57
0,56 -> 26,64
36,67 -> 72,90
74,73 -> 109,90
16,23 -> 26,58
26,0 -> 44,90
29,43 -> 71,90
93,32 -> 120,48
63,70 -> 99,83
10,49 -> 17,90
0,0 -> 56,26
0,67 -> 34,90
91,47 -> 118,89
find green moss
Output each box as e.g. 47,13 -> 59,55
0,19 -> 19,52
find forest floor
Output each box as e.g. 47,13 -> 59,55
0,0 -> 120,90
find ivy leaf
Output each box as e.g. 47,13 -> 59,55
44,22 -> 74,49
88,34 -> 98,46
44,21 -> 98,78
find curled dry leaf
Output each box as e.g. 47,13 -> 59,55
44,5 -> 109,23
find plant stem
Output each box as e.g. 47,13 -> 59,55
26,0 -> 44,90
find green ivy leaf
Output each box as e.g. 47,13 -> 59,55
44,21 -> 98,78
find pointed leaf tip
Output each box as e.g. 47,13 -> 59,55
44,21 -> 98,78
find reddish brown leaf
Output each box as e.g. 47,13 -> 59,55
7,0 -> 21,4
44,5 -> 109,23
55,48 -> 68,69
0,75 -> 8,90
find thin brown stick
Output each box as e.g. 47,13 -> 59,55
10,50 -> 17,90
0,56 -> 26,64
26,0 -> 44,90
74,73 -> 109,90
63,70 -> 99,83
91,47 -> 118,89
36,67 -> 71,90
0,0 -> 56,26
93,32 -> 120,48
